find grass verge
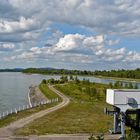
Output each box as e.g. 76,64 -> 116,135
16,82 -> 112,135
39,83 -> 60,99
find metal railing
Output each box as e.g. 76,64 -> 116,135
0,98 -> 59,120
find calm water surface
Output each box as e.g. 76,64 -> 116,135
0,72 -> 139,114
0,72 -> 60,114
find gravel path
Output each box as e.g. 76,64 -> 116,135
0,85 -> 70,139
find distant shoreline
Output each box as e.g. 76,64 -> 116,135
0,71 -> 140,83
94,75 -> 140,83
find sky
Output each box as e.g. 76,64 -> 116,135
0,0 -> 140,70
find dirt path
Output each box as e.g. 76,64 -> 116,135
0,85 -> 70,139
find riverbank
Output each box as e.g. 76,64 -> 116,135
0,85 -> 68,137
0,84 -> 60,129
29,85 -> 48,106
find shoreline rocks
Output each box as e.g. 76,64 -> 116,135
29,85 -> 48,106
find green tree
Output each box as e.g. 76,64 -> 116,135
75,76 -> 80,83
128,83 -> 133,89
134,84 -> 138,89
42,79 -> 47,84
69,75 -> 74,80
109,82 -> 113,88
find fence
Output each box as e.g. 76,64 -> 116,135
0,98 -> 59,120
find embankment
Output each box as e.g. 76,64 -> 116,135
28,85 -> 48,106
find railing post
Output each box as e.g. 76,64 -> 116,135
10,109 -> 13,114
18,106 -> 21,111
6,111 -> 9,116
15,108 -> 17,114
3,112 -> 5,117
26,105 -> 29,109
22,105 -> 25,110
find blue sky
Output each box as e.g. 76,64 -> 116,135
0,0 -> 140,70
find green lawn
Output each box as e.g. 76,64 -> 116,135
16,82 -> 112,135
39,83 -> 60,99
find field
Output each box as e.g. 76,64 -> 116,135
16,81 -> 113,135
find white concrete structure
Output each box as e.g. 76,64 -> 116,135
106,89 -> 140,112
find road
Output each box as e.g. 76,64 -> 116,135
0,85 -> 70,139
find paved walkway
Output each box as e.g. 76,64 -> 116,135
0,85 -> 70,139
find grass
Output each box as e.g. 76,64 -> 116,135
0,84 -> 61,128
39,83 -> 60,99
16,82 -> 113,135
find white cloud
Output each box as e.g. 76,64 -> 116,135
1,0 -> 140,37
0,17 -> 37,34
0,43 -> 15,51
125,51 -> 140,62
53,34 -> 105,54
54,34 -> 85,52
9,34 -> 138,65
0,0 -> 140,69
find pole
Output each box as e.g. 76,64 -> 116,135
114,112 -> 117,133
120,112 -> 125,138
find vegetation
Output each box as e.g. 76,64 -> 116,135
22,68 -> 94,75
47,76 -> 69,84
124,130 -> 140,140
0,68 -> 23,72
94,68 -> 140,80
16,80 -> 112,135
88,134 -> 104,140
39,81 -> 61,100
23,68 -> 140,81
109,81 -> 138,89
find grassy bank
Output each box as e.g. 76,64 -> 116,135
39,83 -> 60,99
0,84 -> 61,128
16,82 -> 112,135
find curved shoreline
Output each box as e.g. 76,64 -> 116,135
28,86 -> 33,108
0,85 -> 70,137
28,85 -> 48,106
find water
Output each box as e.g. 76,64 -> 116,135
78,75 -> 140,86
0,72 -> 140,114
0,72 -> 60,114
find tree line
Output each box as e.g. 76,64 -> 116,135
94,68 -> 140,79
22,68 -> 94,75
